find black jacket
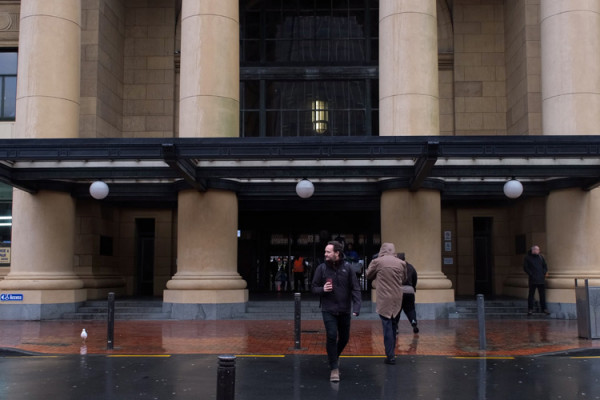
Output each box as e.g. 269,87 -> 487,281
523,251 -> 548,285
312,259 -> 361,315
403,262 -> 418,290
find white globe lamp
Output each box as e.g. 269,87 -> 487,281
296,179 -> 315,199
89,181 -> 109,200
503,179 -> 523,199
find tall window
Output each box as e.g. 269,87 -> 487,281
0,51 -> 16,121
240,0 -> 378,137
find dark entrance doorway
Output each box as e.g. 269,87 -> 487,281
473,217 -> 494,296
238,210 -> 380,293
135,218 -> 155,296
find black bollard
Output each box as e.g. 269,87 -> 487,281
477,294 -> 486,350
107,292 -> 115,350
294,292 -> 301,349
217,355 -> 236,400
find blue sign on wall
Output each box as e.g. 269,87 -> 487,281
0,294 -> 23,301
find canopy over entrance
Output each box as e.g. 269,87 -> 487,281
0,135 -> 599,208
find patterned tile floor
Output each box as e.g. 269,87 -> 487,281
0,318 -> 597,357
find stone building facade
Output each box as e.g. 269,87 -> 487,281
0,0 -> 598,319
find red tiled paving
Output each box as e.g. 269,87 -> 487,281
0,318 -> 598,357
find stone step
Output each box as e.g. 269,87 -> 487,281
61,298 -> 171,321
450,299 -> 547,319
61,312 -> 172,321
455,306 -> 529,314
83,300 -> 164,308
75,306 -> 165,313
240,299 -> 377,320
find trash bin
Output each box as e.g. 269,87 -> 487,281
575,279 -> 600,339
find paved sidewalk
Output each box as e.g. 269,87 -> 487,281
0,318 -> 597,357
3,352 -> 600,400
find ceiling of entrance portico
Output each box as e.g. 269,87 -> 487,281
0,135 -> 599,204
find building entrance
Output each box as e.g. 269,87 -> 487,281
135,218 -> 155,296
238,210 -> 380,293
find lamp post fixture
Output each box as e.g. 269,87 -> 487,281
89,180 -> 109,200
296,179 -> 315,198
503,179 -> 523,199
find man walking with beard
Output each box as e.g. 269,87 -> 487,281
312,240 -> 361,382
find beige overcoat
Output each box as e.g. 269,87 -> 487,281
366,243 -> 407,318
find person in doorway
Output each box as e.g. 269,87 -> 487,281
312,240 -> 361,382
274,265 -> 287,292
366,243 -> 406,365
345,242 -> 363,278
292,256 -> 306,292
398,252 -> 419,333
269,257 -> 279,291
344,242 -> 359,262
523,245 -> 549,315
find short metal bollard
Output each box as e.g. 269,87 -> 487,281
107,292 -> 115,350
217,355 -> 236,400
294,292 -> 301,350
477,294 -> 486,350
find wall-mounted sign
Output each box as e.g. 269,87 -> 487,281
444,231 -> 452,241
0,246 -> 9,265
0,293 -> 23,301
444,241 -> 452,252
443,257 -> 453,265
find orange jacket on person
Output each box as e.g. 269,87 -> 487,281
293,257 -> 305,273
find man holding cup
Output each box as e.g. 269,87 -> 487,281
312,240 -> 361,382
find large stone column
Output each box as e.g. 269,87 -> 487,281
14,0 -> 81,139
381,190 -> 453,304
163,0 -> 246,319
541,1 -> 600,135
178,0 -> 239,138
540,0 -> 600,318
377,0 -> 452,319
0,0 -> 84,320
379,0 -> 439,136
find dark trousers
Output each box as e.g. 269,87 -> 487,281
528,284 -> 546,310
293,272 -> 305,291
322,311 -> 351,370
379,313 -> 401,360
401,293 -> 417,324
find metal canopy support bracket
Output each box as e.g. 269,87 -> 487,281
162,143 -> 207,192
409,140 -> 439,191
0,164 -> 37,194
583,179 -> 600,191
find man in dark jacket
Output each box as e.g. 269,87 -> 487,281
523,245 -> 549,315
312,240 -> 361,382
398,252 -> 419,333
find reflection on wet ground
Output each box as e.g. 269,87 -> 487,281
0,318 -> 597,357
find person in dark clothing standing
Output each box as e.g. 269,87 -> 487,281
312,240 -> 361,382
523,245 -> 549,315
398,253 -> 419,333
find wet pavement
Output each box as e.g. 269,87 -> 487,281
1,318 -> 600,399
0,319 -> 597,357
1,352 -> 600,399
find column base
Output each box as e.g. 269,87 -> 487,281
0,289 -> 87,320
163,289 -> 248,319
80,276 -> 127,300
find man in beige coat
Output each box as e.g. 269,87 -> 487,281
366,242 -> 406,364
